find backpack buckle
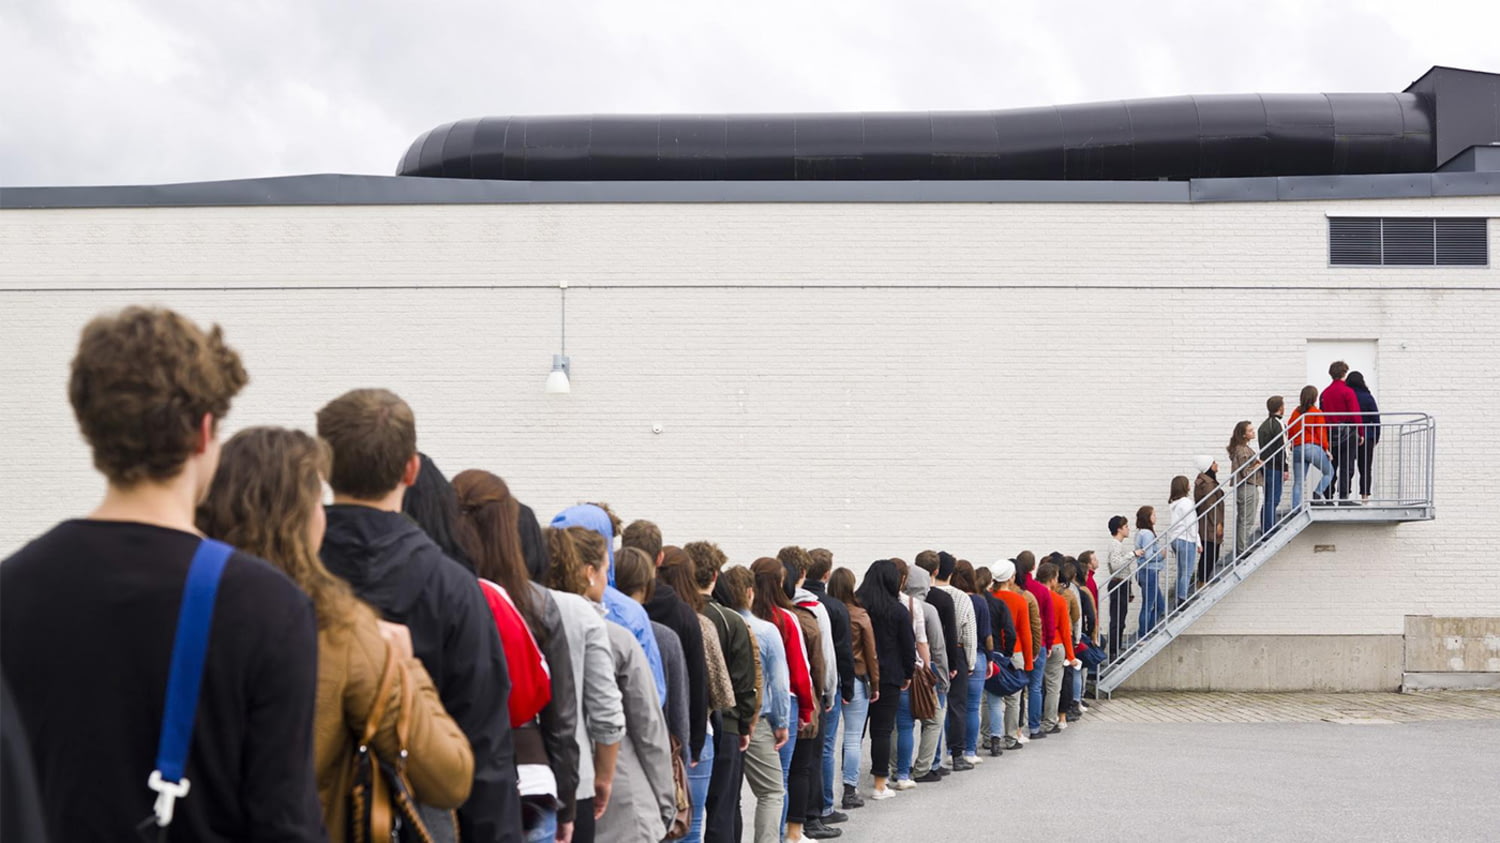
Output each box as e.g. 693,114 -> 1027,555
147,769 -> 191,827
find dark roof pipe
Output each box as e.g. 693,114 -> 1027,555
398,92 -> 1436,181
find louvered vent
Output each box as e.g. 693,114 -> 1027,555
1329,217 -> 1488,266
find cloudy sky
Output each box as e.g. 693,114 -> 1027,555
4,0 -> 1497,187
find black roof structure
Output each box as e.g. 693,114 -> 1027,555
397,66 -> 1500,183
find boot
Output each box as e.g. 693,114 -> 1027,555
988,735 -> 1003,757
841,785 -> 864,810
950,753 -> 974,771
804,817 -> 843,839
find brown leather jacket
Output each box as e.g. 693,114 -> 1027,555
790,605 -> 826,737
1195,471 -> 1227,541
845,604 -> 880,688
314,604 -> 474,843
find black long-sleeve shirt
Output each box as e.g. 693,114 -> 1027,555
923,586 -> 967,676
645,581 -> 708,761
804,580 -> 856,703
1,521 -> 325,842
322,505 -> 520,843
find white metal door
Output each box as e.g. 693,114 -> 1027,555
1306,339 -> 1378,392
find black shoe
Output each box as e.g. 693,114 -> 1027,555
1002,736 -> 1023,750
1067,706 -> 1084,720
988,736 -> 1003,757
934,765 -> 951,777
913,770 -> 943,783
841,787 -> 864,810
804,818 -> 842,839
1029,730 -> 1047,740
1044,724 -> 1061,735
951,755 -> 974,771
823,810 -> 849,825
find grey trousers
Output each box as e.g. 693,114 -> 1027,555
1236,483 -> 1259,555
743,723 -> 784,843
1041,644 -> 1065,730
913,700 -> 946,776
1003,689 -> 1022,736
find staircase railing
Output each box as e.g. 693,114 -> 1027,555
1094,411 -> 1435,694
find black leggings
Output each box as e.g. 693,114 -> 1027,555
1108,579 -> 1131,659
574,796 -> 595,843
1356,438 -> 1376,497
785,726 -> 821,824
866,682 -> 901,779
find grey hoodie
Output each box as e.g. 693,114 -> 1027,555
903,568 -> 949,693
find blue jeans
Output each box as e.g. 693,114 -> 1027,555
1137,568 -> 1164,637
779,707 -> 797,829
1292,444 -> 1333,509
985,690 -> 1005,737
1027,645 -> 1048,734
1262,466 -> 1284,534
684,724 -> 715,843
818,695 -> 842,814
524,808 -> 558,843
895,688 -> 914,779
964,653 -> 986,754
1173,539 -> 1197,604
840,679 -> 869,788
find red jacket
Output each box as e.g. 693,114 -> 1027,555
775,606 -> 816,727
1023,577 -> 1056,648
1321,379 -> 1360,426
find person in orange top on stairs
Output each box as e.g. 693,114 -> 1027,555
1288,384 -> 1335,510
988,560 -> 1032,750
1038,561 -> 1078,735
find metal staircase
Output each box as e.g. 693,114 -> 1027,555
1094,412 -> 1435,696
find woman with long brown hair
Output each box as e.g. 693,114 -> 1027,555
749,557 -> 818,842
1227,420 -> 1262,556
827,568 -> 876,809
451,469 -> 581,843
198,427 -> 472,843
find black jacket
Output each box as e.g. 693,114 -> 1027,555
321,505 -> 520,843
984,593 -> 1017,657
805,580 -> 856,703
644,580 -> 708,760
870,599 -> 917,688
923,585 -> 967,676
703,600 -> 760,735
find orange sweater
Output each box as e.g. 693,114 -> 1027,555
993,588 -> 1034,671
1288,407 -> 1328,450
1048,590 -> 1076,661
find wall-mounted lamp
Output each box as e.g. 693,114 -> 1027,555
546,280 -> 571,395
545,354 -> 571,394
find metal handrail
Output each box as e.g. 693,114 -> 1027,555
1095,411 -> 1436,688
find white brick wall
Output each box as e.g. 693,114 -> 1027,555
2,195 -> 1498,638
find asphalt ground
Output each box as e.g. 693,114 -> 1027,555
739,694 -> 1500,843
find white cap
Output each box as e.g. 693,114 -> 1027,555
992,559 -> 1016,582
1194,455 -> 1215,474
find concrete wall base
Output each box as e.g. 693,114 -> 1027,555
1119,635 -> 1404,692
1402,672 -> 1500,691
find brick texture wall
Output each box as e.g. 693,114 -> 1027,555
2,195 -> 1497,637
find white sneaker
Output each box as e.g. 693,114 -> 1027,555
1016,732 -> 1030,744
1058,720 -> 1069,731
1079,700 -> 1091,710
963,754 -> 983,765
870,787 -> 896,800
893,778 -> 917,791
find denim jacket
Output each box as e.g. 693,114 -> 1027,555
739,609 -> 791,732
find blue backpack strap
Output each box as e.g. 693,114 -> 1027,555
146,538 -> 232,829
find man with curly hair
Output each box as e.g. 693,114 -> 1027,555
1,307 -> 326,841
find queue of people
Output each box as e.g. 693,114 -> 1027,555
0,308 -> 1384,843
1102,360 -> 1383,655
